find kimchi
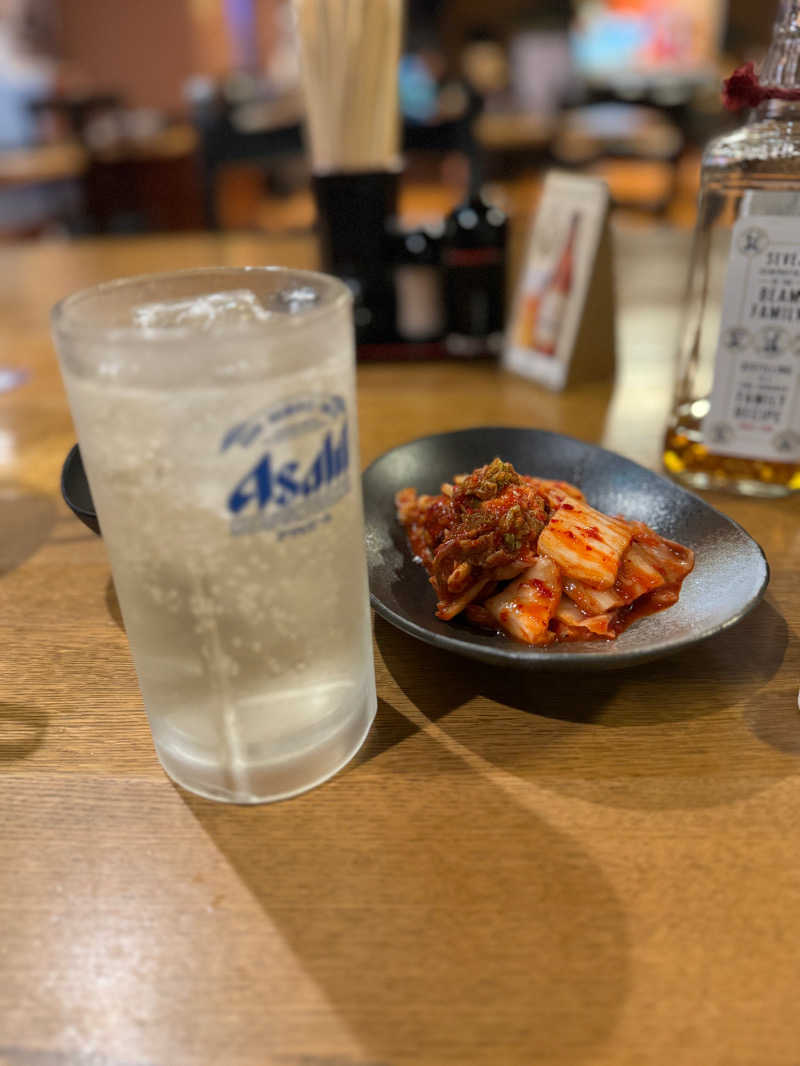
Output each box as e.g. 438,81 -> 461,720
395,458 -> 694,646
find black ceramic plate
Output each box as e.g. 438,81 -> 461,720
363,427 -> 770,671
61,444 -> 100,535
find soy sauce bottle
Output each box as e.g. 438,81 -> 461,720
442,155 -> 507,357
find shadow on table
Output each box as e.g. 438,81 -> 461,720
345,697 -> 421,769
0,484 -> 56,576
182,699 -> 630,1065
376,599 -> 794,811
742,619 -> 800,756
0,703 -> 49,764
105,576 -> 125,632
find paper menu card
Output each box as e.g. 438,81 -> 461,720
504,171 -> 615,391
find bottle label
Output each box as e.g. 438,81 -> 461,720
395,264 -> 444,340
706,215 -> 800,462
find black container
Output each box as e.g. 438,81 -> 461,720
442,193 -> 507,358
312,169 -> 399,345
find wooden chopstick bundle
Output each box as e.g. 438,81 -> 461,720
293,0 -> 403,172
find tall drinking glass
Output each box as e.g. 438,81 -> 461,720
53,268 -> 377,803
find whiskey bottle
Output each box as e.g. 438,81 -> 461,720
663,0 -> 800,496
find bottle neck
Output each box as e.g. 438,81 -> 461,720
760,0 -> 800,90
744,1 -> 800,120
754,98 -> 800,120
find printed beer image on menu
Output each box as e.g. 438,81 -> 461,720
505,172 -> 609,391
514,214 -> 580,356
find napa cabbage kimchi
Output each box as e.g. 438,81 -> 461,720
395,458 -> 694,646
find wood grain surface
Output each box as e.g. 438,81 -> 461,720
1,229 -> 799,1066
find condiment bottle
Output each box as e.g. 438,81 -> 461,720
393,223 -> 445,342
442,180 -> 507,358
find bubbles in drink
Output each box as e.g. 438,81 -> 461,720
133,290 -> 271,331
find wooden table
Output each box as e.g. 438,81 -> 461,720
1,230 -> 799,1066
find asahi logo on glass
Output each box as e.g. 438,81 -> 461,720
222,393 -> 351,536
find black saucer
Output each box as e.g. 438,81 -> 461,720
61,444 -> 100,535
